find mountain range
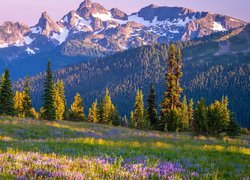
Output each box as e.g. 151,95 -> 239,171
0,0 -> 247,78
14,24 -> 250,128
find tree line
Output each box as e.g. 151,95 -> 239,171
0,45 -> 240,136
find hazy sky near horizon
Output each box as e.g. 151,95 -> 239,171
0,0 -> 249,26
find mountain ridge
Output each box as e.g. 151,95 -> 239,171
0,0 -> 246,64
13,24 -> 250,128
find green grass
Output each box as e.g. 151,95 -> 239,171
0,116 -> 249,179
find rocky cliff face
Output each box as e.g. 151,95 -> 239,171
0,0 -> 247,61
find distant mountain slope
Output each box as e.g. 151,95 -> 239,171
14,24 -> 250,128
0,0 -> 247,78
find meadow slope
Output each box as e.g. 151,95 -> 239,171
0,117 -> 249,179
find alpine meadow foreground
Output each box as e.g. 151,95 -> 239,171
0,117 -> 249,179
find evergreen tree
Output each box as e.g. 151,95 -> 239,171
133,90 -> 144,129
98,88 -> 118,125
147,84 -> 158,129
129,111 -> 135,128
54,80 -> 66,120
227,113 -> 240,137
161,44 -> 176,114
98,99 -> 104,122
101,88 -> 113,124
179,96 -> 189,131
41,61 -> 56,120
14,91 -> 25,117
111,106 -> 120,126
175,48 -> 183,108
0,69 -> 16,116
162,109 -> 180,132
193,98 -> 208,135
88,100 -> 99,123
22,77 -> 33,118
69,93 -> 86,121
160,45 -> 184,132
188,99 -> 194,130
207,98 -> 230,135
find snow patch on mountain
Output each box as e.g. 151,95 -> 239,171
75,14 -> 92,31
212,22 -> 226,31
24,36 -> 34,45
128,14 -> 196,28
0,43 -> 8,48
61,16 -> 69,23
92,12 -> 126,24
13,40 -> 24,47
51,28 -> 69,44
128,14 -> 152,26
26,47 -> 35,54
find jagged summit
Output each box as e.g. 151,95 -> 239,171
33,11 -> 60,36
77,0 -> 108,18
78,0 -> 93,9
0,0 -> 247,58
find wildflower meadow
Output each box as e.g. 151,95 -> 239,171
0,117 -> 249,179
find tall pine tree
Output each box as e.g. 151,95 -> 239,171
69,93 -> 86,121
101,88 -> 113,124
159,45 -> 183,132
54,80 -> 67,120
147,84 -> 158,129
23,77 -> 33,118
188,99 -> 194,130
175,48 -> 183,108
41,61 -> 56,120
98,88 -> 118,125
193,98 -> 208,135
0,69 -> 16,116
14,91 -> 25,117
133,90 -> 144,129
161,44 -> 176,114
88,100 -> 99,123
180,96 -> 189,131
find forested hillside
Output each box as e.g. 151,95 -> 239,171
14,25 -> 250,128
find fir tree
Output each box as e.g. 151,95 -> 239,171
160,45 -> 184,132
188,99 -> 194,130
162,109 -> 180,132
0,69 -> 16,116
69,93 -> 86,121
14,91 -> 25,117
22,77 -> 33,118
180,96 -> 189,131
161,44 -> 176,114
129,111 -> 135,128
207,98 -> 230,135
101,88 -> 113,124
41,61 -> 56,120
147,84 -> 158,129
98,98 -> 104,122
227,112 -> 240,137
54,80 -> 66,120
88,100 -> 99,123
98,88 -> 118,125
193,98 -> 208,135
133,90 -> 144,129
175,48 -> 183,108
111,106 -> 120,126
